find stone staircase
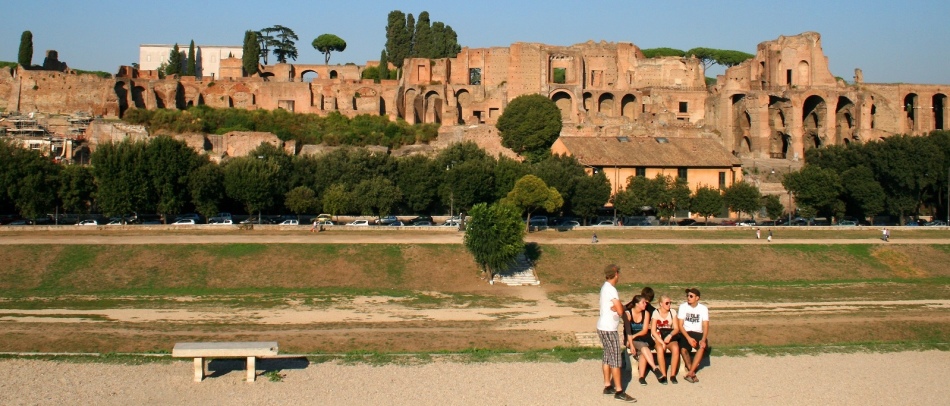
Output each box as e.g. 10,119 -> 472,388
493,253 -> 541,286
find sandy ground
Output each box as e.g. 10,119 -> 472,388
1,351 -> 948,405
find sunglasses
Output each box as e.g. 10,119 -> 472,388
687,294 -> 696,298
662,301 -> 671,305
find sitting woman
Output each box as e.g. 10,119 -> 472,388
625,295 -> 661,386
650,295 -> 679,384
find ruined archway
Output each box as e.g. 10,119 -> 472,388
733,111 -> 752,156
329,70 -> 338,79
835,96 -> 856,144
404,89 -> 419,124
797,60 -> 810,86
933,94 -> 947,130
114,82 -> 129,117
598,93 -> 615,116
456,89 -> 471,124
802,95 -> 826,150
870,104 -> 877,129
551,91 -> 573,122
768,100 -> 790,159
424,91 -> 441,124
132,86 -> 146,109
904,93 -> 918,133
583,92 -> 593,112
301,70 -> 319,83
621,94 -> 637,119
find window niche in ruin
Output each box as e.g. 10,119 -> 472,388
469,68 -> 481,85
549,54 -> 572,85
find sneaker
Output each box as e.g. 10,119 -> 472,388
613,391 -> 637,402
603,386 -> 617,395
638,377 -> 647,386
670,376 -> 678,384
658,376 -> 668,385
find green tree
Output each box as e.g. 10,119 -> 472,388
164,43 -> 182,76
385,10 -> 412,71
531,154 -> 585,213
464,202 -> 525,282
783,166 -> 842,221
189,163 -> 224,222
722,181 -> 761,220
0,142 -> 59,219
322,183 -> 351,219
641,47 -> 686,58
285,186 -> 316,220
691,185 -> 724,225
493,155 -> 531,202
378,50 -> 390,82
91,140 -> 152,217
662,176 -> 692,224
18,30 -> 33,68
762,194 -> 785,225
395,155 -> 440,214
613,175 -> 652,217
841,165 -> 886,222
496,94 -> 563,163
223,156 -> 281,218
312,34 -> 347,65
264,25 -> 299,63
412,11 -> 432,58
686,47 -> 753,70
352,176 -> 402,217
572,171 -> 612,224
58,164 -> 96,214
256,28 -> 275,65
503,174 -> 563,231
186,40 -> 196,76
242,30 -> 260,76
146,136 -> 202,220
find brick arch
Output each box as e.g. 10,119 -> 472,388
934,93 -> 947,130
803,95 -> 827,149
550,90 -> 575,122
621,94 -> 638,119
598,93 -> 615,116
455,89 -> 471,124
404,89 -> 419,123
904,93 -> 918,133
424,90 -> 442,124
835,96 -> 856,144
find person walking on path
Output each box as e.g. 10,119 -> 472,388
597,264 -> 637,402
592,233 -> 599,244
882,227 -> 889,242
755,228 -> 761,239
767,229 -> 773,242
311,220 -> 318,233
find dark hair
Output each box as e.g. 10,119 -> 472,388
624,294 -> 644,310
640,287 -> 655,302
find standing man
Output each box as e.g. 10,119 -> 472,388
767,228 -> 773,242
882,227 -> 889,242
755,228 -> 761,239
598,264 -> 636,402
311,219 -> 318,233
677,288 -> 709,383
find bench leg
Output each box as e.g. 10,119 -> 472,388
246,356 -> 256,383
193,357 -> 204,382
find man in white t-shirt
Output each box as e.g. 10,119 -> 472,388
597,264 -> 636,402
677,287 -> 709,384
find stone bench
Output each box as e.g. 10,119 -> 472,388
172,341 -> 278,382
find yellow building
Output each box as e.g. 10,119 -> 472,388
551,136 -> 743,200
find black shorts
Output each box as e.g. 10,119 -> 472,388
678,331 -> 705,350
659,329 -> 679,342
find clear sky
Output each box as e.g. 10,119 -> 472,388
2,0 -> 948,84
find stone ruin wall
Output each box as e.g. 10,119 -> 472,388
0,32 -> 947,163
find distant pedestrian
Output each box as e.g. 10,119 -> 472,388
592,233 -> 599,244
767,229 -> 773,242
311,220 -> 317,233
883,228 -> 889,242
755,228 -> 761,239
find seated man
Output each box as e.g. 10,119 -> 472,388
677,288 -> 709,383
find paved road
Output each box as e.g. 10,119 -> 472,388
0,233 -> 948,245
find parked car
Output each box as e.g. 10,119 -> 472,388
837,220 -> 858,226
106,218 -> 124,225
346,220 -> 370,226
7,219 -> 32,225
556,220 -> 580,230
77,219 -> 98,226
736,219 -> 756,226
407,215 -> 433,225
593,220 -> 616,227
172,219 -> 196,225
412,221 -> 433,226
375,215 -> 399,225
314,219 -> 334,226
442,219 -> 461,227
209,218 -> 233,225
677,218 -> 697,226
175,213 -> 202,223
388,221 -> 405,226
719,220 -> 737,226
925,220 -> 948,226
279,219 -> 299,226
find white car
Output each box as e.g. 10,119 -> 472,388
209,218 -> 233,225
77,219 -> 98,226
172,219 -> 195,225
593,220 -> 616,227
279,219 -> 299,226
346,220 -> 370,226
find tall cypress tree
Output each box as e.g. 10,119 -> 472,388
413,11 -> 432,59
385,10 -> 411,69
378,50 -> 390,82
165,43 -> 182,77
242,30 -> 260,76
18,31 -> 33,68
186,40 -> 196,76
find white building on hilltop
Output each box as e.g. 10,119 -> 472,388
139,44 -> 243,79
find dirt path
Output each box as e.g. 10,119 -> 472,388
2,351 -> 948,405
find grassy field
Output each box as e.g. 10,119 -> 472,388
0,241 -> 948,355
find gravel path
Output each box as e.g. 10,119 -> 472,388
2,351 -> 947,405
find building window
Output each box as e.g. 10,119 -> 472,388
678,167 -> 688,180
553,68 -> 566,84
679,102 -> 688,113
786,69 -> 792,85
636,167 -> 646,177
719,172 -> 726,189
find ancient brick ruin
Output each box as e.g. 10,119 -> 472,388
0,32 -> 946,163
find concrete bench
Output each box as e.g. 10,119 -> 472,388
172,341 -> 278,382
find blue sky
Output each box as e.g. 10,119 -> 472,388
2,0 -> 948,84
